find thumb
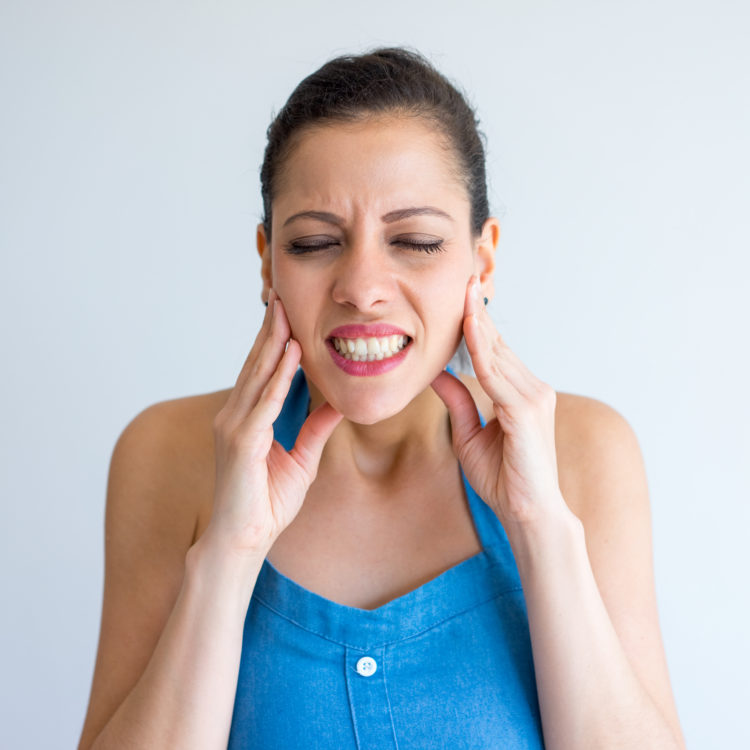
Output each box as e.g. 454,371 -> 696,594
289,402 -> 343,481
431,370 -> 483,452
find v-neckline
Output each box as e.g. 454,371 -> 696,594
246,368 -> 522,647
260,449 -> 491,611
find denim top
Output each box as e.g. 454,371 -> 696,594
227,368 -> 544,749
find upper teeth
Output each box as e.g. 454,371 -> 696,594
333,335 -> 409,361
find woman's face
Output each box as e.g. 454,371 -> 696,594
261,115 -> 496,424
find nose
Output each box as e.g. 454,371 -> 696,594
331,239 -> 394,312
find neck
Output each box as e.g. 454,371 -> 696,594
307,379 -> 454,485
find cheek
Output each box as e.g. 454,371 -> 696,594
428,260 -> 470,318
420,265 -> 470,355
271,294 -> 305,354
271,259 -> 314,340
278,295 -> 310,345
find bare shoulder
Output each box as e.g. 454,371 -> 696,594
78,388 -> 230,748
552,391 -> 647,522
550,391 -> 654,625
456,374 -> 647,521
456,374 -> 656,597
112,387 -> 231,541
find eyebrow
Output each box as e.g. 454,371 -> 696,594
382,206 -> 454,223
282,206 -> 454,228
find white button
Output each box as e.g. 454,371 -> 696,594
356,656 -> 377,676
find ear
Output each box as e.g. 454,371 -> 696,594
257,223 -> 272,303
474,217 -> 500,302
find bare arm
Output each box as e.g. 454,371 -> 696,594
509,396 -> 685,750
433,275 -> 684,749
89,530 -> 265,749
76,400 -> 267,750
91,537 -> 264,750
78,294 -> 341,749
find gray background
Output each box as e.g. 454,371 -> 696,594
1,1 -> 748,747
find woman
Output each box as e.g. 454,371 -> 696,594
78,48 -> 685,749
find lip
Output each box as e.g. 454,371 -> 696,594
327,323 -> 409,339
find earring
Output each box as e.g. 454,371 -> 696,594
263,301 -> 268,307
483,297 -> 488,306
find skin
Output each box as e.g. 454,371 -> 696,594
77,114 -> 686,749
262,117 -> 496,417
252,115 -> 685,747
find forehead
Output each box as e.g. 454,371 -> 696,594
272,116 -> 470,223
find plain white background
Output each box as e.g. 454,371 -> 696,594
1,1 -> 748,747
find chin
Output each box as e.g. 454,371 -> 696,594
303,358 -> 449,426
325,386 -> 416,425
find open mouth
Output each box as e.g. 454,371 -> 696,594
329,334 -> 412,362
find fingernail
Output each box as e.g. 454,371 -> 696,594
470,279 -> 480,300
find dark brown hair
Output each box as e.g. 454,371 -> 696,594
260,47 -> 490,238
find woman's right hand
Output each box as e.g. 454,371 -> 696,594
203,289 -> 342,557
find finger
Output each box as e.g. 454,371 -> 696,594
223,288 -> 279,414
473,299 -> 543,395
466,314 -> 536,400
241,337 -> 302,442
463,279 -> 539,401
430,370 -> 483,451
226,297 -> 293,423
462,308 -> 522,408
238,288 -> 279,379
289,402 -> 344,481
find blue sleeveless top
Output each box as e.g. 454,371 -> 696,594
227,369 -> 544,749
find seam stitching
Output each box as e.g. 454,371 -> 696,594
251,586 -> 524,649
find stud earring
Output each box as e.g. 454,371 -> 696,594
263,301 -> 268,307
483,297 -> 488,306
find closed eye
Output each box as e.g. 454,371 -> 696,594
393,239 -> 445,254
284,238 -> 339,255
283,235 -> 445,255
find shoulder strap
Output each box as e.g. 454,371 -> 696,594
272,368 -> 310,451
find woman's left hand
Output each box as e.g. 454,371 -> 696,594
431,276 -> 570,529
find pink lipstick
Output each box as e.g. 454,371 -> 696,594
326,324 -> 412,376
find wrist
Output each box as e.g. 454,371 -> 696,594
504,500 -> 586,580
185,529 -> 269,609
